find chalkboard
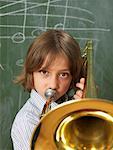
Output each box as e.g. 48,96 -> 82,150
0,0 -> 113,149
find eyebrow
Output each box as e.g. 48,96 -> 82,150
59,69 -> 70,72
40,67 -> 71,73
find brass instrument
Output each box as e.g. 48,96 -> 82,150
31,41 -> 113,150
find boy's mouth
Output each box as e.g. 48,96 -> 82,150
44,88 -> 57,101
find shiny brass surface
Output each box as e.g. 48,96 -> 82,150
55,109 -> 113,150
31,99 -> 113,150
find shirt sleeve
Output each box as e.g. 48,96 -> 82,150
11,111 -> 40,150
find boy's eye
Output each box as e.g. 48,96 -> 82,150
39,70 -> 49,76
59,72 -> 70,78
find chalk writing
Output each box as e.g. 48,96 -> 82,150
0,0 -> 110,43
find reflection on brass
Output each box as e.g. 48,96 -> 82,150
55,108 -> 113,150
31,99 -> 113,150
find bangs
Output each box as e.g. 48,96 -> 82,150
40,49 -> 66,70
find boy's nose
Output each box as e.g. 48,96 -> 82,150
49,76 -> 59,90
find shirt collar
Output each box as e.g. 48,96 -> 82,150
29,89 -> 58,112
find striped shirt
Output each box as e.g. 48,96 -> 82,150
11,89 -> 58,150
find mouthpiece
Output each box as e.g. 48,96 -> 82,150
45,88 -> 56,99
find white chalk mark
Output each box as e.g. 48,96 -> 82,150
11,32 -> 25,43
1,14 -> 95,24
0,0 -> 62,17
45,0 -> 50,30
54,23 -> 64,29
0,0 -> 24,10
11,0 -> 27,43
22,0 -> 27,38
63,0 -> 68,30
16,59 -> 24,67
0,1 -> 94,16
31,28 -> 46,37
0,35 -> 102,42
0,64 -> 5,70
18,89 -> 23,110
0,24 -> 110,32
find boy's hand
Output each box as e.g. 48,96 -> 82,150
73,78 -> 85,100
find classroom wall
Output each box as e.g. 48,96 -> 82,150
0,0 -> 113,149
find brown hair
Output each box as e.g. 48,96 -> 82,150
15,29 -> 86,92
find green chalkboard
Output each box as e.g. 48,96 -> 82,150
0,0 -> 113,149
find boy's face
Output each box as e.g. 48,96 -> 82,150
33,54 -> 72,101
